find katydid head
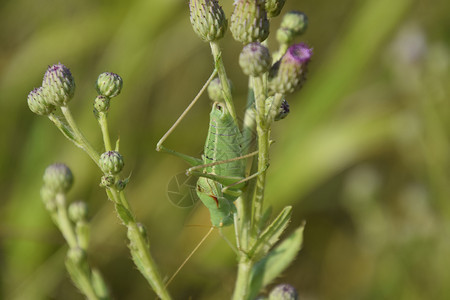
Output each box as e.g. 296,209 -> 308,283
211,101 -> 234,124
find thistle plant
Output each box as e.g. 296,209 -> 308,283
40,164 -> 110,300
27,0 -> 311,298
28,67 -> 172,299
157,0 -> 312,299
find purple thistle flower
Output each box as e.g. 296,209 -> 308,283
269,43 -> 312,95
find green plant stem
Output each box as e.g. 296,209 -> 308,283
56,106 -> 170,299
60,106 -> 101,167
232,257 -> 254,300
51,194 -> 105,300
233,76 -> 270,300
98,112 -> 112,151
54,194 -> 78,248
273,43 -> 289,62
209,41 -> 238,126
105,186 -> 171,300
48,113 -> 78,144
251,76 -> 269,234
67,263 -> 101,300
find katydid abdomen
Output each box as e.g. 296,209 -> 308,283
195,102 -> 246,227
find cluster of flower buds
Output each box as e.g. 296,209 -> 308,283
27,63 -> 75,115
99,150 -> 126,190
276,11 -> 308,46
68,201 -> 90,250
94,72 -> 123,114
40,163 -> 74,211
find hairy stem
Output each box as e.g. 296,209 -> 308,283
56,106 -> 171,299
106,187 -> 171,300
232,257 -> 254,300
98,112 -> 112,151
251,76 -> 269,234
54,194 -> 77,248
60,106 -> 100,167
209,41 -> 238,126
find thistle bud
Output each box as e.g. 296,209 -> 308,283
207,77 -> 233,103
265,0 -> 286,18
230,0 -> 270,44
115,179 -> 128,191
67,247 -> 86,265
276,11 -> 308,45
40,186 -> 57,212
96,72 -> 123,98
269,284 -> 298,300
68,201 -> 88,223
100,174 -> 115,188
189,0 -> 227,42
94,95 -> 110,113
266,96 -> 289,121
43,163 -> 74,194
42,63 -> 75,106
239,42 -> 272,76
99,151 -> 124,175
269,43 -> 312,95
27,87 -> 55,115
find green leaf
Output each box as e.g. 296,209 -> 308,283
248,223 -> 305,299
258,205 -> 273,231
250,206 -> 292,259
91,268 -> 110,299
115,202 -> 133,225
115,137 -> 120,152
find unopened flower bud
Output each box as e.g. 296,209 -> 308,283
239,42 -> 272,76
43,163 -> 74,194
67,247 -> 86,265
266,96 -> 289,121
276,11 -> 308,45
99,151 -> 124,175
269,284 -> 298,300
27,87 -> 55,115
68,201 -> 88,222
230,0 -> 270,44
42,63 -> 75,106
40,186 -> 57,212
94,95 -> 110,113
100,174 -> 115,188
269,43 -> 312,94
207,77 -> 233,102
96,72 -> 122,98
265,0 -> 286,18
189,0 -> 227,42
115,179 -> 128,191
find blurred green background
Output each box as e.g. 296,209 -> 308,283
1,0 -> 449,299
